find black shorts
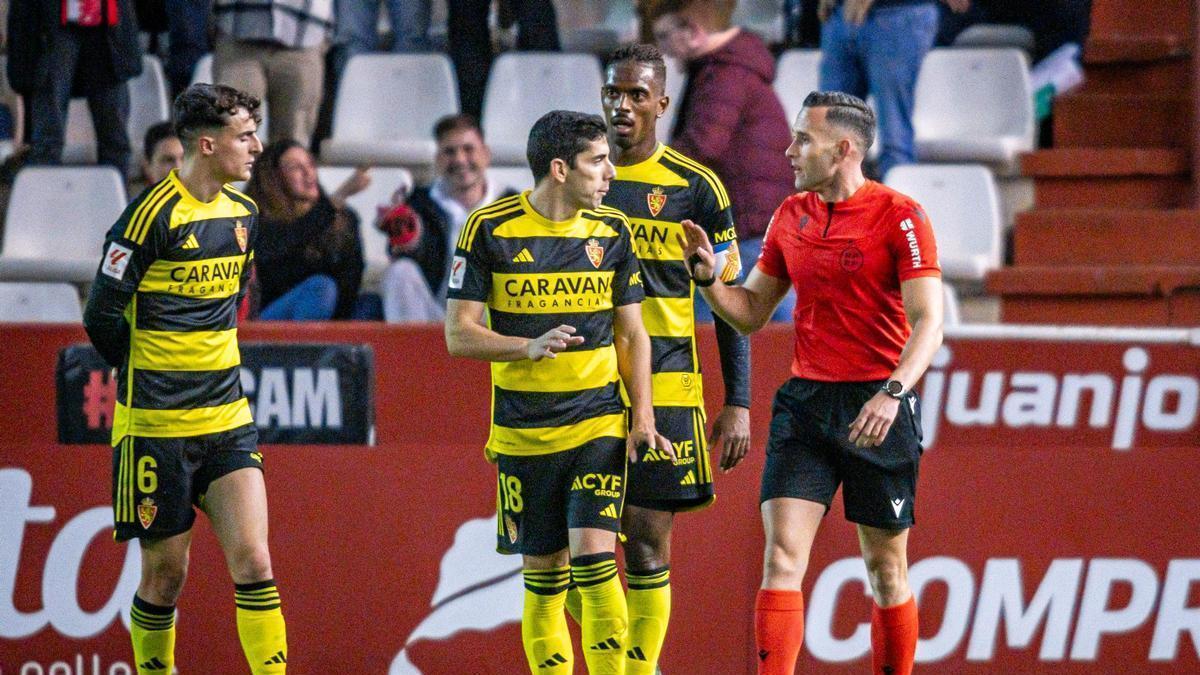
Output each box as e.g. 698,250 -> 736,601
112,423 -> 261,542
495,436 -> 627,556
626,406 -> 714,512
760,378 -> 923,529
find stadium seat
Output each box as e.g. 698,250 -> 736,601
487,166 -> 535,194
0,282 -> 83,322
482,52 -> 604,165
659,56 -> 687,142
0,167 -> 128,282
943,281 -> 962,326
774,49 -> 822,125
733,0 -> 784,43
952,24 -> 1036,53
912,48 -> 1034,173
64,56 -> 171,164
884,164 -> 1003,281
317,166 -> 413,286
321,53 -> 459,167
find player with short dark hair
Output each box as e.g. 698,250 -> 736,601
445,109 -> 671,674
591,42 -> 751,674
83,83 -> 288,674
679,90 -> 944,675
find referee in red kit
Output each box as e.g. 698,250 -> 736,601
679,91 -> 943,675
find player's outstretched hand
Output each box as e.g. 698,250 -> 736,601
626,425 -> 675,464
676,219 -> 716,284
527,324 -> 585,362
711,404 -> 750,472
848,391 -> 901,448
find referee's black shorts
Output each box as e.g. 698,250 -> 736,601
760,377 -> 924,529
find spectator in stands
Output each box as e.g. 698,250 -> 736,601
645,0 -> 795,321
817,0 -> 969,178
450,0 -> 561,119
244,139 -> 368,320
8,0 -> 143,176
134,122 -> 183,192
164,0 -> 214,97
334,0 -> 431,76
212,0 -> 334,146
377,114 -> 516,322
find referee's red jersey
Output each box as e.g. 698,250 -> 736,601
757,180 -> 940,382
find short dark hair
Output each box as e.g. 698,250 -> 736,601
433,113 -> 484,143
143,121 -> 178,161
607,43 -> 667,93
172,83 -> 262,148
801,91 -> 876,151
526,110 -> 608,183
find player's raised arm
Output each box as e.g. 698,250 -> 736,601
677,220 -> 790,335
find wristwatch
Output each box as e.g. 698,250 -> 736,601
882,379 -> 906,399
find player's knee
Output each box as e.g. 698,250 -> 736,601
761,544 -> 806,589
140,557 -> 188,604
621,534 -> 669,571
228,544 -> 273,584
864,557 -> 908,604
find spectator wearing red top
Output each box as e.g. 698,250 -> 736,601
679,91 -> 943,675
646,0 -> 796,322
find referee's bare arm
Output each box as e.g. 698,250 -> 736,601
888,276 -> 944,390
445,298 -> 584,362
678,220 -> 790,335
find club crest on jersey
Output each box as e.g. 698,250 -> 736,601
233,220 -> 248,253
138,497 -> 158,529
504,514 -> 518,544
646,186 -> 667,217
585,238 -> 604,268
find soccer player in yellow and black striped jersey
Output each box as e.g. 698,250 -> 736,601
588,44 -> 753,674
446,110 -> 672,675
83,84 -> 287,675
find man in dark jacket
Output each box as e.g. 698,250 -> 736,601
8,0 -> 143,175
646,0 -> 795,321
377,114 -> 516,322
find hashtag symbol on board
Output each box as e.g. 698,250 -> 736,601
82,369 -> 117,429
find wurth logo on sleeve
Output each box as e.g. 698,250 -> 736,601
899,218 -> 922,268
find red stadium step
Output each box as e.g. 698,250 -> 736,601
1012,209 -> 1200,265
1053,94 -> 1190,148
1089,0 -> 1191,40
1022,148 -> 1191,208
1076,57 -> 1191,96
1084,34 -> 1190,64
987,265 -> 1200,326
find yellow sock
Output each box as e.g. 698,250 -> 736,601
235,580 -> 288,674
625,567 -> 671,674
572,553 -> 628,675
130,595 -> 175,674
564,583 -> 583,625
522,567 -> 574,674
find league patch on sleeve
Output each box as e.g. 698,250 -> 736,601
101,243 -> 133,280
448,255 -> 467,290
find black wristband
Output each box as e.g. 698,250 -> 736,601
688,253 -> 716,287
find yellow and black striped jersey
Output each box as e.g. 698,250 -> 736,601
604,143 -> 740,407
88,170 -> 257,443
447,191 -> 645,457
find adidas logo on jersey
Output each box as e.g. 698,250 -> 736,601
539,652 -> 568,668
181,233 -> 200,249
512,248 -> 534,263
599,503 -> 619,519
679,473 -> 697,486
264,650 -> 287,665
138,657 -> 168,670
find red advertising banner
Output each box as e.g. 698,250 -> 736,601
1,324 -> 1198,673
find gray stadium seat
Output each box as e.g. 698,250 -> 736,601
774,49 -> 822,126
0,166 -> 128,282
0,282 -> 83,322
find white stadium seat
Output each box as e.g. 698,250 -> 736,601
733,0 -> 784,43
317,166 -> 414,286
913,48 -> 1034,173
952,24 -> 1036,53
482,52 -> 604,165
0,167 -> 128,282
659,56 -> 687,142
321,53 -> 459,167
487,166 -> 534,194
0,282 -> 82,322
64,56 -> 171,164
774,49 -> 822,126
943,282 -> 962,326
884,163 -> 1003,282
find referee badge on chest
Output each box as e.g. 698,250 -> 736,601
646,186 -> 667,217
585,238 -> 605,268
233,219 -> 248,253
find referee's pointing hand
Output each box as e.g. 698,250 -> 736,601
527,324 -> 585,361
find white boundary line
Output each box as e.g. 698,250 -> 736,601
945,324 -> 1199,345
